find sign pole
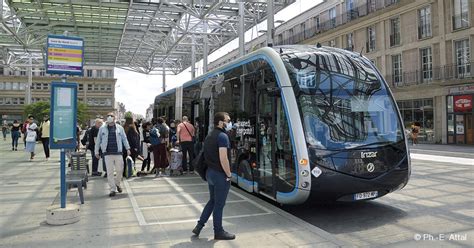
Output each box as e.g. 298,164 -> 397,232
60,73 -> 67,209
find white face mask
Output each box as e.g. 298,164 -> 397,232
106,116 -> 113,123
224,121 -> 232,131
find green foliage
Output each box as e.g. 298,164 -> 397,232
77,102 -> 90,124
23,101 -> 50,120
125,111 -> 133,119
23,101 -> 90,124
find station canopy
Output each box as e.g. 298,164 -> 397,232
0,0 -> 294,74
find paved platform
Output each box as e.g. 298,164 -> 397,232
0,139 -> 348,248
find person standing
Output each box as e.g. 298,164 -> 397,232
22,116 -> 34,149
2,121 -> 7,141
177,116 -> 195,174
25,122 -> 38,161
152,117 -> 169,177
140,122 -> 152,172
192,112 -> 235,240
39,116 -> 50,161
88,118 -> 103,176
11,120 -> 21,151
95,112 -> 131,197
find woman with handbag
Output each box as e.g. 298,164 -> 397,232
25,123 -> 38,161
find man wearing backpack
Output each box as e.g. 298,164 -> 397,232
192,112 -> 235,240
177,116 -> 195,174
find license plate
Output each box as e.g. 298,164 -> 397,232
354,191 -> 378,200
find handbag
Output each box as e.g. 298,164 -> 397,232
193,150 -> 207,181
26,131 -> 36,142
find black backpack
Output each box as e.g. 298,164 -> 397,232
193,149 -> 207,181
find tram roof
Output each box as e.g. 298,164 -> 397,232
1,0 -> 294,74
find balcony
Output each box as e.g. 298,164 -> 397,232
386,62 -> 473,87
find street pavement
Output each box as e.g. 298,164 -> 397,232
283,144 -> 474,247
0,138 -> 347,248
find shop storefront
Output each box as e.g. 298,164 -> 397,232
447,85 -> 474,145
396,98 -> 435,143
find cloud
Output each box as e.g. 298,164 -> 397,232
114,69 -> 190,116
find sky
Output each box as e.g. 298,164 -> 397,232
115,0 -> 322,116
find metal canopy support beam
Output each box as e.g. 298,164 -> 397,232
191,35 -> 195,79
162,66 -> 166,92
238,1 -> 244,57
266,0 -> 274,47
203,20 -> 208,74
26,56 -> 32,105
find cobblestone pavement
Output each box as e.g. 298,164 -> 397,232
283,149 -> 474,247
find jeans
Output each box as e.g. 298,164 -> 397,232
11,131 -> 20,149
2,130 -> 6,139
180,141 -> 195,171
91,150 -> 99,173
104,154 -> 123,192
197,168 -> 231,234
41,137 -> 50,158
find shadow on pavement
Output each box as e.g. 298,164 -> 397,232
282,200 -> 407,234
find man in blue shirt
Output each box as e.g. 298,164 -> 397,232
192,112 -> 235,240
95,112 -> 131,197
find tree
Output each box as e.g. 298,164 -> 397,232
23,101 -> 90,124
23,101 -> 50,120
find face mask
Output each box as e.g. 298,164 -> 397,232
106,116 -> 113,123
224,121 -> 232,131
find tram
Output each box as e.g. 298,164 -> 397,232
154,45 -> 411,205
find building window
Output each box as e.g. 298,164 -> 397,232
288,28 -> 294,44
329,7 -> 336,28
420,47 -> 433,80
106,70 -> 113,78
346,33 -> 354,51
9,70 -> 14,76
453,0 -> 469,30
86,69 -> 93,77
328,39 -> 336,47
5,82 -> 12,90
418,6 -> 432,39
315,16 -> 320,31
39,68 -> 45,76
20,69 -> 26,76
79,84 -> 83,91
346,0 -> 357,21
366,25 -> 376,52
397,98 -> 434,143
88,84 -> 93,91
390,17 -> 401,47
454,39 -> 470,78
392,54 -> 402,85
96,70 -> 103,78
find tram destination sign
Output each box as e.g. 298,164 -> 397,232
46,35 -> 84,76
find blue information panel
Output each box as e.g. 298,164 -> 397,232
50,82 -> 78,149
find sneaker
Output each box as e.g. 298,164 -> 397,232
12,147 -> 14,151
116,185 -> 122,193
214,231 -> 235,240
103,173 -> 107,178
15,148 -> 17,151
192,224 -> 204,236
109,191 -> 116,197
46,158 -> 49,161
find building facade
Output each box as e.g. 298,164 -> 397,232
209,0 -> 474,145
0,66 -> 116,124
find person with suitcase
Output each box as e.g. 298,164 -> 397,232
169,146 -> 183,176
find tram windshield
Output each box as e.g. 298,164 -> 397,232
282,48 -> 403,151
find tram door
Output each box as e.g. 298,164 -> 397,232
257,85 -> 278,198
